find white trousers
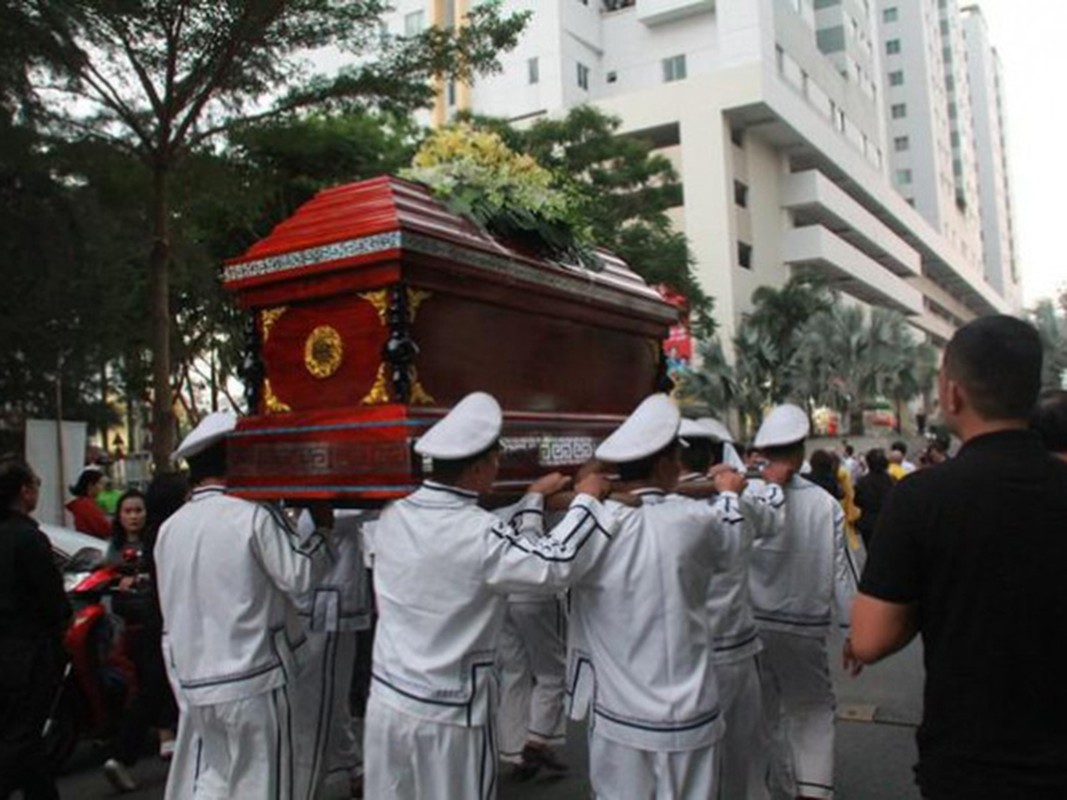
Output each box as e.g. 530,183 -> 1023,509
496,598 -> 567,760
757,631 -> 836,800
292,630 -> 360,800
588,732 -> 717,800
363,694 -> 497,800
716,655 -> 769,800
167,688 -> 298,799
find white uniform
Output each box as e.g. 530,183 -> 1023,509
705,481 -> 786,800
748,476 -> 858,800
155,485 -> 334,799
496,591 -> 568,761
292,511 -> 374,800
567,489 -> 744,800
361,481 -> 615,800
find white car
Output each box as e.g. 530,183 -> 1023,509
40,523 -> 107,591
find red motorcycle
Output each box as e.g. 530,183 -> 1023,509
44,550 -> 143,770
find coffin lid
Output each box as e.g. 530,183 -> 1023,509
222,175 -> 676,324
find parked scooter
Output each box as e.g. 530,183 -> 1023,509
44,549 -> 143,770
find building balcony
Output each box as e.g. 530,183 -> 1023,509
635,0 -> 715,26
783,171 -> 921,279
783,225 -> 925,316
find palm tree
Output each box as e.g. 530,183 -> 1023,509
797,303 -> 877,434
675,337 -> 737,417
870,309 -> 937,433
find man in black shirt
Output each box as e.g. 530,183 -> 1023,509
849,315 -> 1067,800
0,459 -> 72,800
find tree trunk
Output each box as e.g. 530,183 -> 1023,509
849,404 -> 865,437
99,358 -> 109,449
149,165 -> 174,471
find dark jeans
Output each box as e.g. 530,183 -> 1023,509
113,623 -> 178,766
0,636 -> 65,800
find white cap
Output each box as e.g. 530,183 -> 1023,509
697,417 -> 735,444
679,418 -> 712,440
722,442 -> 745,470
595,394 -> 680,463
172,411 -> 237,462
753,404 -> 810,449
415,392 -> 502,459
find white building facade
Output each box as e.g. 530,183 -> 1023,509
383,0 -> 1019,345
961,4 -> 1020,307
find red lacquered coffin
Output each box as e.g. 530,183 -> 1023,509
222,176 -> 677,505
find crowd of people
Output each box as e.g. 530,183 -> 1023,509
2,313 -> 1066,800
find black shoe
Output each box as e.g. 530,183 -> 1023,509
521,743 -> 570,774
510,759 -> 541,782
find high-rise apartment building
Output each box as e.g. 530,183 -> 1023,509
961,4 -> 1020,307
382,0 -> 1018,346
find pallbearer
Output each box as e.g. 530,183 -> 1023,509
156,412 -> 336,798
748,405 -> 859,800
679,417 -> 789,800
566,395 -> 747,799
361,392 -> 615,800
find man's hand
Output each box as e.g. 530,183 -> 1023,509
711,468 -> 746,495
307,501 -> 335,532
574,472 -> 611,501
528,472 -> 572,497
761,460 -> 795,487
842,637 -> 864,677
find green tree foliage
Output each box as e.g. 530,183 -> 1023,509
460,106 -> 714,335
1030,297 -> 1067,391
678,280 -> 936,438
11,0 -> 528,467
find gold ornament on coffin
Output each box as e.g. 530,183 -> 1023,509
361,364 -> 390,406
263,379 -> 291,414
409,369 -> 435,405
407,288 -> 432,322
360,289 -> 390,325
359,366 -> 436,406
305,326 -> 344,379
261,306 -> 287,342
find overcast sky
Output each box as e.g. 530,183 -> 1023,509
968,0 -> 1067,306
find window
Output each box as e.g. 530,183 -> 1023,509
889,70 -> 904,86
528,57 -> 539,85
814,0 -> 841,8
447,81 -> 456,107
883,7 -> 898,22
891,103 -> 907,119
606,71 -> 618,84
886,39 -> 901,55
730,127 -> 744,147
894,135 -> 910,152
738,242 -> 753,270
896,169 -> 913,185
577,62 -> 590,90
817,26 -> 845,54
404,10 -> 425,37
734,180 -> 749,208
662,54 -> 687,83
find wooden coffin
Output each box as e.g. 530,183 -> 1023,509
222,176 -> 677,505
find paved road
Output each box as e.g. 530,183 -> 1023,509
48,637 -> 924,799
